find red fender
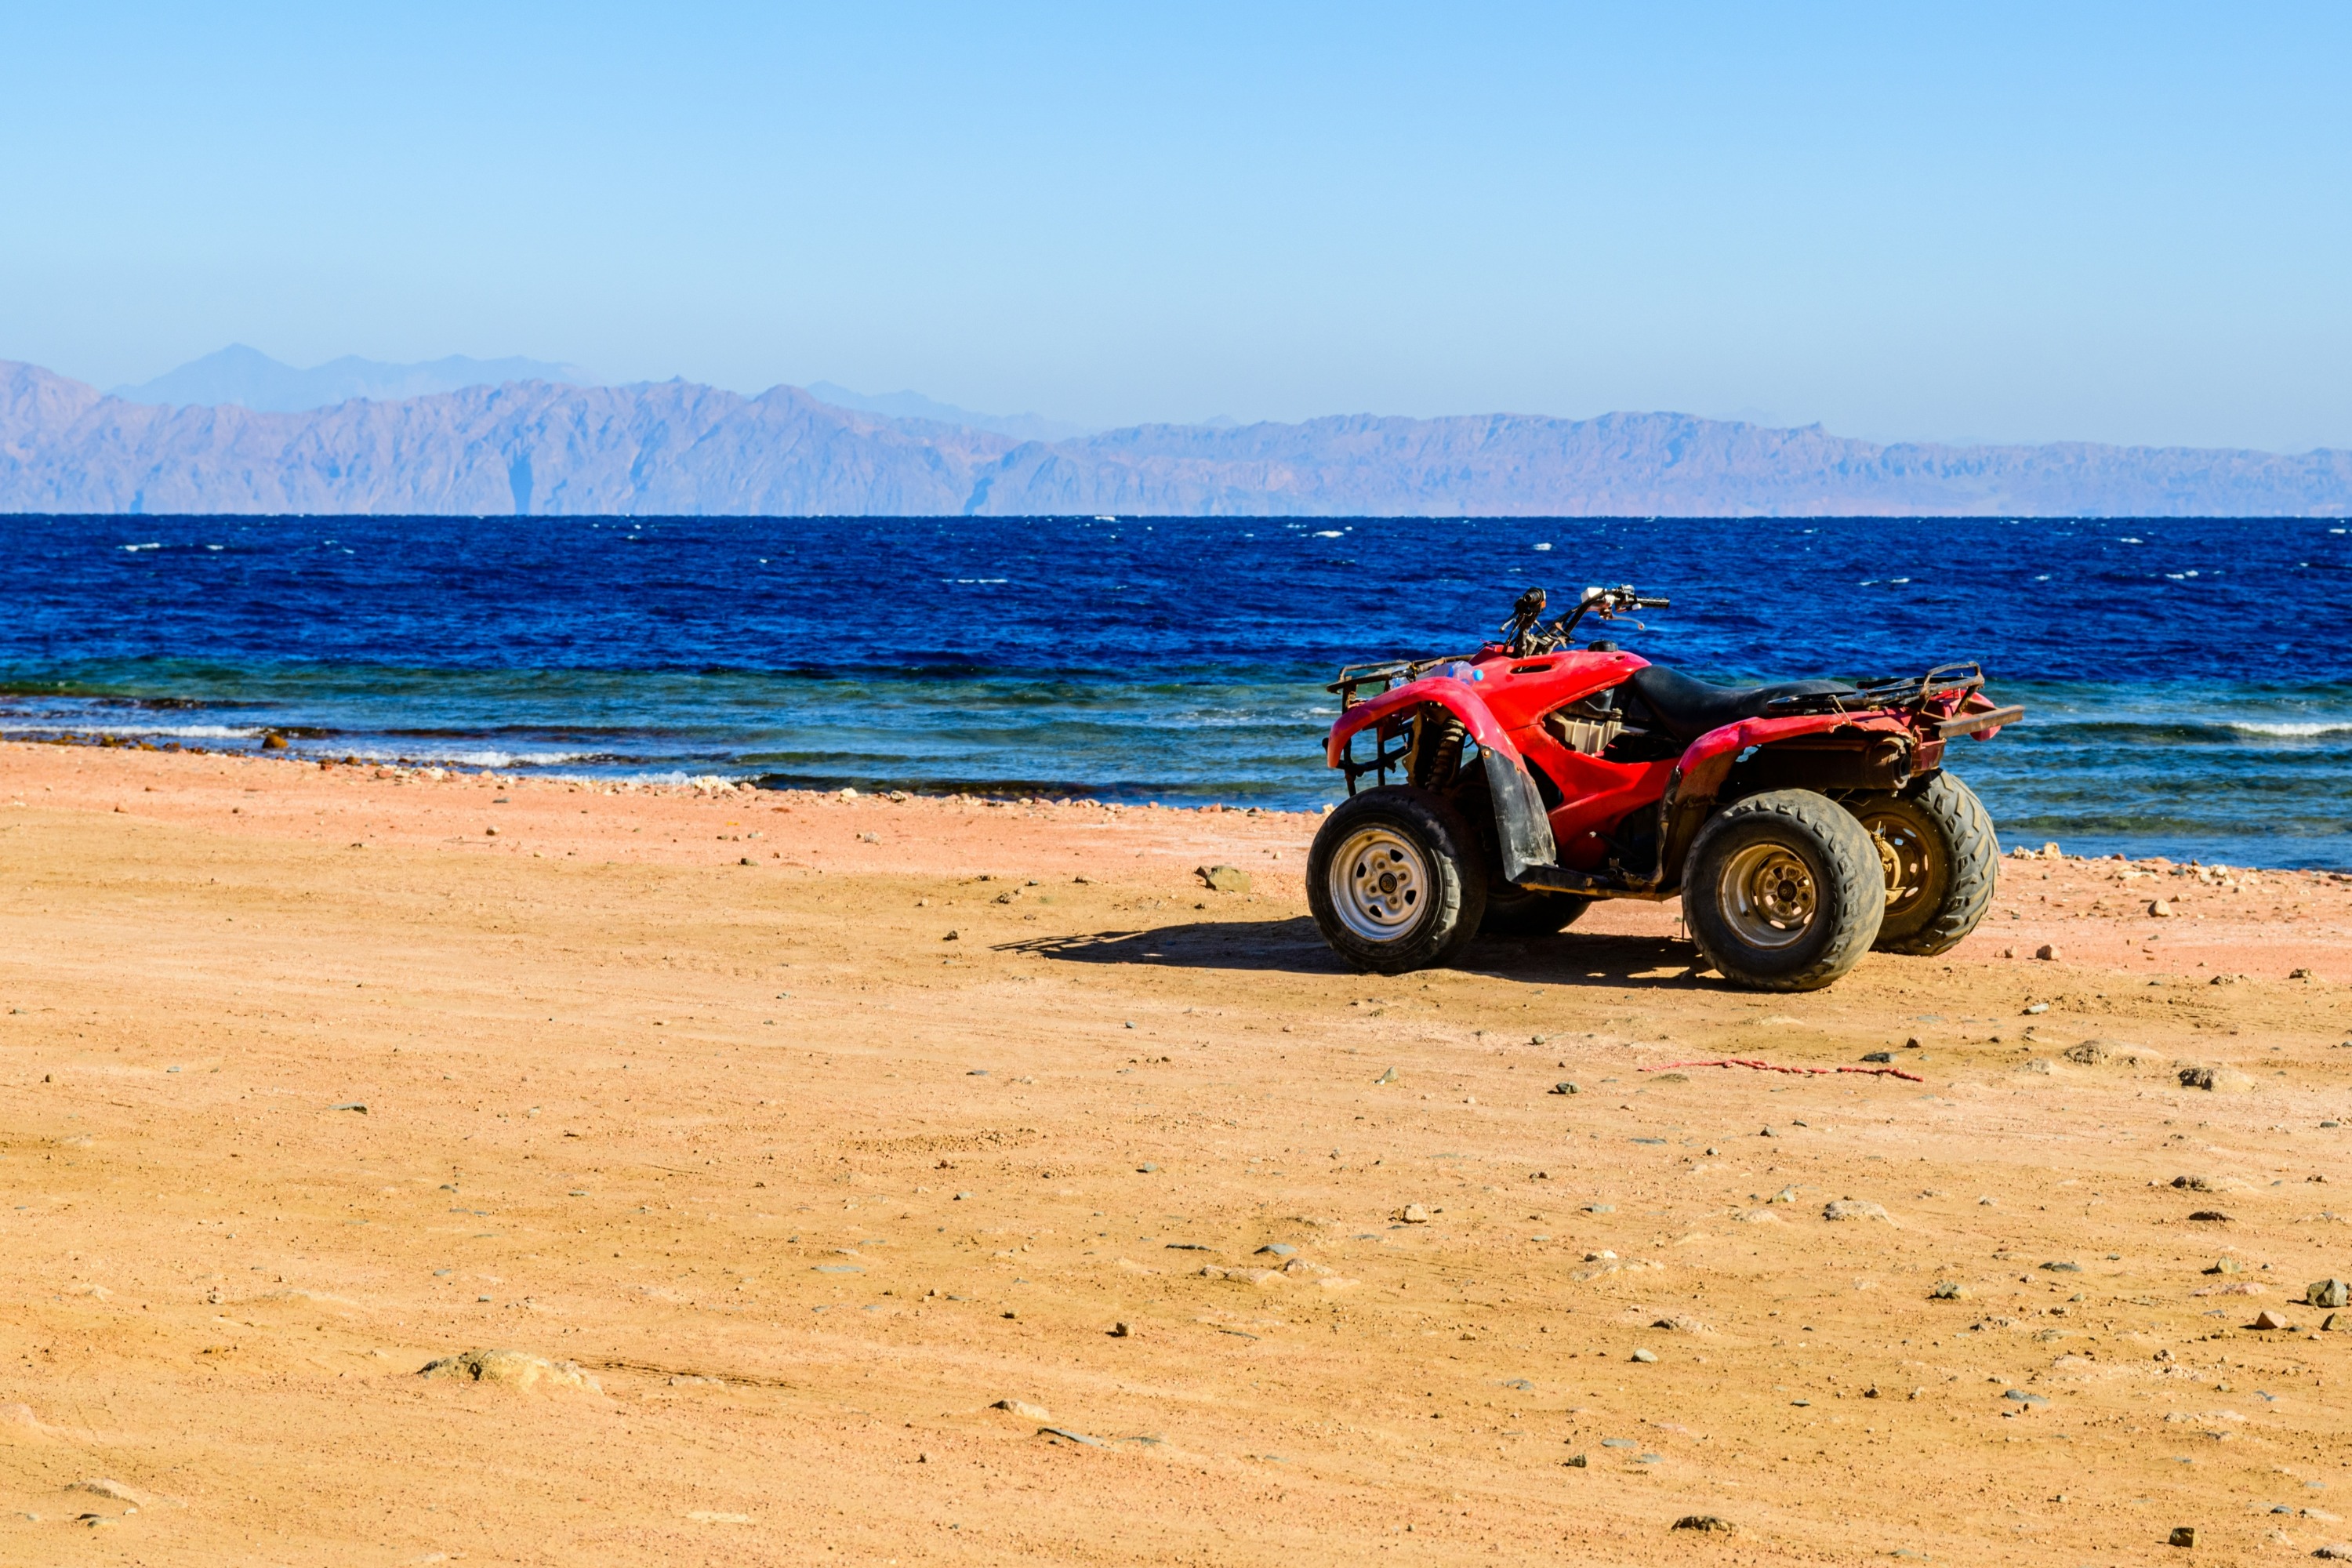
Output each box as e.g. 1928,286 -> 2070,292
1325,676 -> 1527,769
1654,710 -> 1917,884
1327,676 -> 1556,880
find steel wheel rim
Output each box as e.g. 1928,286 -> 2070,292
1860,812 -> 1931,917
1716,840 -> 1819,949
1330,826 -> 1429,942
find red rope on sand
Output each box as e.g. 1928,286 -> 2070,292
1641,1058 -> 1925,1083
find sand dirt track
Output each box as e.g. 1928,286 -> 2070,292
0,742 -> 2348,1566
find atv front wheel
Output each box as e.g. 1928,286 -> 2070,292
1683,789 -> 1886,992
1308,786 -> 1487,974
1479,884 -> 1595,938
1849,772 -> 1998,955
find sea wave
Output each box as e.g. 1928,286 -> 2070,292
2221,720 -> 2352,739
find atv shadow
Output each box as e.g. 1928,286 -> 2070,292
998,917 -> 1709,990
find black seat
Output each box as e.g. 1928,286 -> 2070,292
1625,666 -> 1856,742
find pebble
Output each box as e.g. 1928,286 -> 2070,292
1255,1243 -> 1297,1258
1674,1515 -> 1734,1534
1861,1051 -> 1893,1063
1394,1204 -> 1431,1224
1109,1322 -> 1133,1338
2150,898 -> 2175,916
1823,1200 -> 1889,1222
1630,1348 -> 1658,1363
2040,1261 -> 2082,1273
2252,1310 -> 2293,1330
2034,945 -> 2060,961
991,1399 -> 1049,1419
1930,1281 -> 1967,1299
1550,1081 -> 1577,1094
1374,1067 -> 1399,1085
2169,1526 -> 2198,1548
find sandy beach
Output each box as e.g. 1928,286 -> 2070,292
2,738 -> 2349,1566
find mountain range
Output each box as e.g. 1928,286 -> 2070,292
6,357 -> 2349,517
111,345 -> 601,414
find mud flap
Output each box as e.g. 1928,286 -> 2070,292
1481,749 -> 1559,884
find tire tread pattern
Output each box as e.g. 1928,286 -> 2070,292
1686,789 -> 1885,992
1877,772 -> 1999,956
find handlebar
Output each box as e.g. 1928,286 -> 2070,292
1499,583 -> 1669,654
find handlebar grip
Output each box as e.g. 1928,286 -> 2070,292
1636,596 -> 1671,608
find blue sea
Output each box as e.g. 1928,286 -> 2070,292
1,514 -> 2346,869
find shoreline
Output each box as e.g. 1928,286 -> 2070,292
12,728 -> 2352,877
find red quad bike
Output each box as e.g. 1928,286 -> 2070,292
1307,585 -> 2024,992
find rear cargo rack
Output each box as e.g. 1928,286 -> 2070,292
1757,662 -> 1986,717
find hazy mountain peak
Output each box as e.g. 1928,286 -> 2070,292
112,345 -> 600,413
803,381 -> 1093,444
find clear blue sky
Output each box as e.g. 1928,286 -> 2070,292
3,3 -> 2347,448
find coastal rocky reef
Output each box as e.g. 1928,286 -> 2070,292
4,359 -> 2350,517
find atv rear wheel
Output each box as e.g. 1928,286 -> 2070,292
1683,789 -> 1886,992
1479,884 -> 1595,938
1308,786 -> 1486,974
1849,772 -> 1998,955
